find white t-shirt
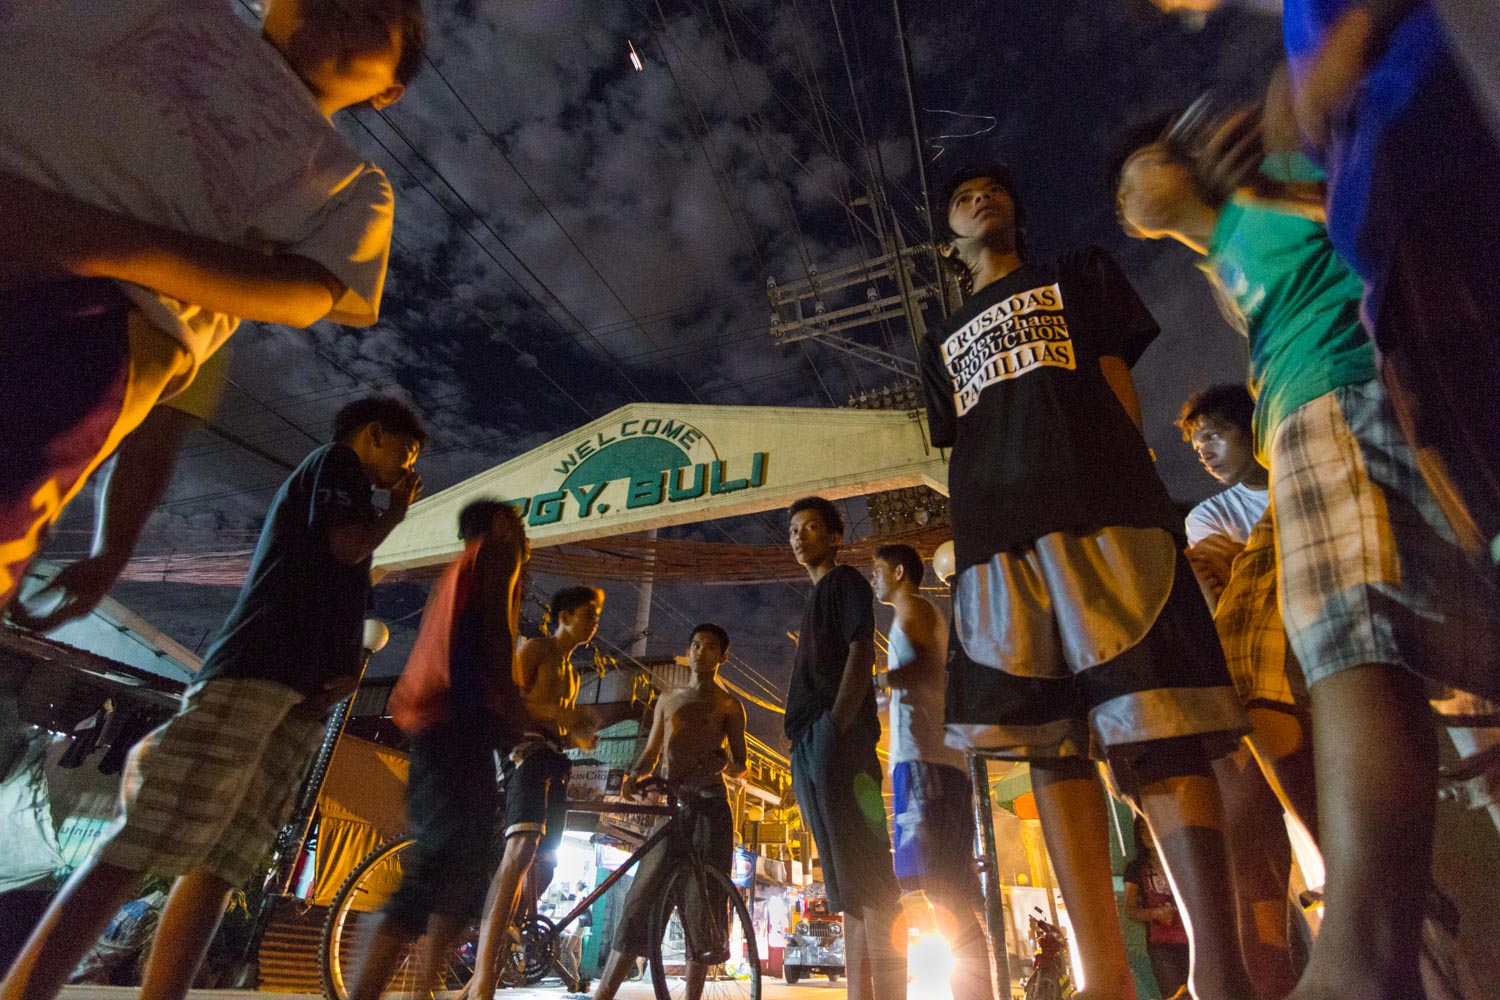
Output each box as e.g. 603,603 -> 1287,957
1185,482 -> 1269,546
0,0 -> 394,392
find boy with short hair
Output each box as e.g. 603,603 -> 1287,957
1113,117 -> 1500,998
0,0 -> 426,612
785,496 -> 906,1000
348,498 -> 530,1000
1179,384 -> 1311,997
0,395 -> 427,1000
870,544 -> 991,1000
471,585 -> 607,1000
927,162 -> 1253,999
592,623 -> 748,1000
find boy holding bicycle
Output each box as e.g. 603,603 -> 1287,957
592,623 -> 747,1000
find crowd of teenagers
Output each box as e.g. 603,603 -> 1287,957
1,1 -> 1499,1000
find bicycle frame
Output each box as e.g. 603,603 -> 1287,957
538,796 -> 678,938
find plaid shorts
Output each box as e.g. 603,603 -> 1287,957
98,678 -> 324,886
1213,512 -> 1305,710
1270,381 -> 1500,697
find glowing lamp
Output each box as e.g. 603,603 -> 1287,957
931,541 -> 956,585
362,618 -> 390,653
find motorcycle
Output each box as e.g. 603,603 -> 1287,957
1022,908 -> 1075,1000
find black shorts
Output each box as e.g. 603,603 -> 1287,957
944,533 -> 1246,785
612,794 -> 735,960
502,740 -> 571,861
383,727 -> 498,935
790,715 -> 900,915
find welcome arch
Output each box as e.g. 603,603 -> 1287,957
374,402 -> 949,573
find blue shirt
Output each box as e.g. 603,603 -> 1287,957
198,443 -> 376,695
1282,1 -> 1484,305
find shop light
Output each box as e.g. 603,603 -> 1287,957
628,40 -> 644,72
907,932 -> 954,1000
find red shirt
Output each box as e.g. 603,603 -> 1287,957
1126,853 -> 1188,946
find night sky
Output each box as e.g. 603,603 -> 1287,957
48,0 -> 1287,751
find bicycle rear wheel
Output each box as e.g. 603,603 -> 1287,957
647,863 -> 760,1000
319,837 -> 482,1000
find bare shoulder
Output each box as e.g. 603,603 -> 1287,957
519,635 -> 555,663
897,595 -> 942,634
716,686 -> 747,718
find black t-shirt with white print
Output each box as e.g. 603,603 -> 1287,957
784,564 -> 879,746
198,443 -> 378,696
920,246 -> 1181,575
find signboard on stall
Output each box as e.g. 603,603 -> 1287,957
567,761 -> 611,801
732,846 -> 755,888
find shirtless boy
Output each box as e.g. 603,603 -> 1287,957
592,623 -> 748,1000
471,585 -> 604,1000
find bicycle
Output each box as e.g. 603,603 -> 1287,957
319,777 -> 761,1000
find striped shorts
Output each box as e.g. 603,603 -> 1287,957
1213,512 -> 1305,711
98,678 -> 324,886
1270,381 -> 1500,698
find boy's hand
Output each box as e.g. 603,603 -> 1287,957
7,556 -> 126,633
387,470 -> 423,517
290,674 -> 360,720
1293,7 -> 1378,154
1262,64 -> 1302,156
1186,534 -> 1243,600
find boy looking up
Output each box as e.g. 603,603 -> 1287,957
927,163 -> 1252,999
0,395 -> 427,1000
592,623 -> 748,1000
471,586 -> 606,1000
784,496 -> 906,1000
349,498 -> 529,1000
0,0 -> 425,611
1113,118 -> 1500,998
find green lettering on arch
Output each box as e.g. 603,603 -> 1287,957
669,464 -> 707,501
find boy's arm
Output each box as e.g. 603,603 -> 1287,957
1241,182 -> 1329,222
10,406 -> 196,631
882,603 -> 943,692
1099,356 -> 1145,433
622,698 -> 668,795
1186,533 -> 1243,611
327,470 -> 422,566
1292,2 -> 1420,152
475,529 -> 528,690
725,699 -> 749,778
0,173 -> 348,327
830,636 -> 877,733
514,637 -> 546,694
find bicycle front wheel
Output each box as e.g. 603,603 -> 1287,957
319,837 -> 481,1000
647,863 -> 760,1000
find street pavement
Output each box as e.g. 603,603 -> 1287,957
59,980 -> 853,1000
